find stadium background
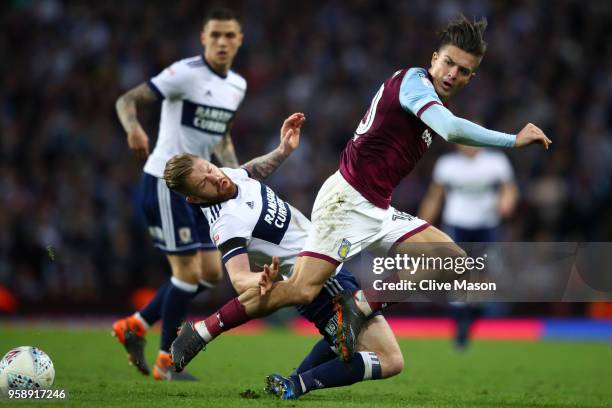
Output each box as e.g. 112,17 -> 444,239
0,0 -> 611,322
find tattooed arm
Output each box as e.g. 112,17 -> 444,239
115,83 -> 158,160
242,112 -> 306,181
213,131 -> 240,168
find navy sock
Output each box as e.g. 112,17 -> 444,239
290,351 -> 382,396
452,304 -> 477,349
160,278 -> 198,352
139,280 -> 171,326
294,339 -> 337,374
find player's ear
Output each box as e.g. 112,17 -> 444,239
431,51 -> 439,66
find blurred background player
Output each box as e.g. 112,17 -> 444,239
419,145 -> 518,349
160,149 -> 404,400
113,8 -> 245,380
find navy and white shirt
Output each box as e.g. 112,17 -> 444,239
144,55 -> 247,178
200,168 -> 314,278
433,150 -> 514,229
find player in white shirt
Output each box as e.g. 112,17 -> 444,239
113,8 -> 249,380
162,151 -> 405,400
419,144 -> 518,348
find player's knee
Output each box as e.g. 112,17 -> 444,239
199,264 -> 223,284
169,256 -> 200,284
285,274 -> 320,304
381,350 -> 404,378
171,267 -> 200,284
300,284 -> 321,304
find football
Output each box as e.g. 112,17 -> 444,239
0,347 -> 55,395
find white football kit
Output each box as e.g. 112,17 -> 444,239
139,55 -> 247,253
433,150 -> 514,229
200,168 -> 314,278
144,55 -> 247,178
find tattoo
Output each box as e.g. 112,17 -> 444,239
242,149 -> 287,181
213,133 -> 240,168
115,83 -> 157,132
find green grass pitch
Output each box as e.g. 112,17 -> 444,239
1,326 -> 611,407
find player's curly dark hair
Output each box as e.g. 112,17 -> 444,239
164,153 -> 199,196
203,7 -> 240,28
438,15 -> 488,57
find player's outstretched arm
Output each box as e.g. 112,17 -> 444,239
213,130 -> 240,168
115,83 -> 158,160
242,112 -> 305,180
420,104 -> 551,150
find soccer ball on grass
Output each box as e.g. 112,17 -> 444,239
0,346 -> 55,395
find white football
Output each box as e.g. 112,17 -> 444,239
0,346 -> 55,395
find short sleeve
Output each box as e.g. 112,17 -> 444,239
148,61 -> 189,100
399,68 -> 444,117
211,214 -> 252,252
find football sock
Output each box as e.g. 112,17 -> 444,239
290,351 -> 382,396
194,298 -> 249,342
138,279 -> 171,326
159,277 -> 198,352
138,279 -> 211,330
452,303 -> 476,349
132,312 -> 150,330
294,339 -> 337,374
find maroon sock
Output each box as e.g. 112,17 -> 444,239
203,298 -> 249,338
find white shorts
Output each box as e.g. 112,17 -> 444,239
300,171 -> 429,264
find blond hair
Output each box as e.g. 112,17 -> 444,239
163,153 -> 199,195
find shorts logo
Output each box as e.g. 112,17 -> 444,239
179,227 -> 192,244
392,209 -> 415,222
213,233 -> 220,243
148,227 -> 164,242
337,239 -> 352,260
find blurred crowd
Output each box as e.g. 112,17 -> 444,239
1,0 -> 610,312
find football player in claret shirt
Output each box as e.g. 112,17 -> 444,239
173,15 -> 552,364
163,141 -> 408,399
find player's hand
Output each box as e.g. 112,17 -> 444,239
278,113 -> 305,157
127,125 -> 150,160
259,256 -> 280,296
514,123 -> 552,150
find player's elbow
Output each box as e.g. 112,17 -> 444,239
443,118 -> 465,143
115,93 -> 130,112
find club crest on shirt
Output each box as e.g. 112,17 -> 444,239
179,227 -> 192,244
337,239 -> 352,260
